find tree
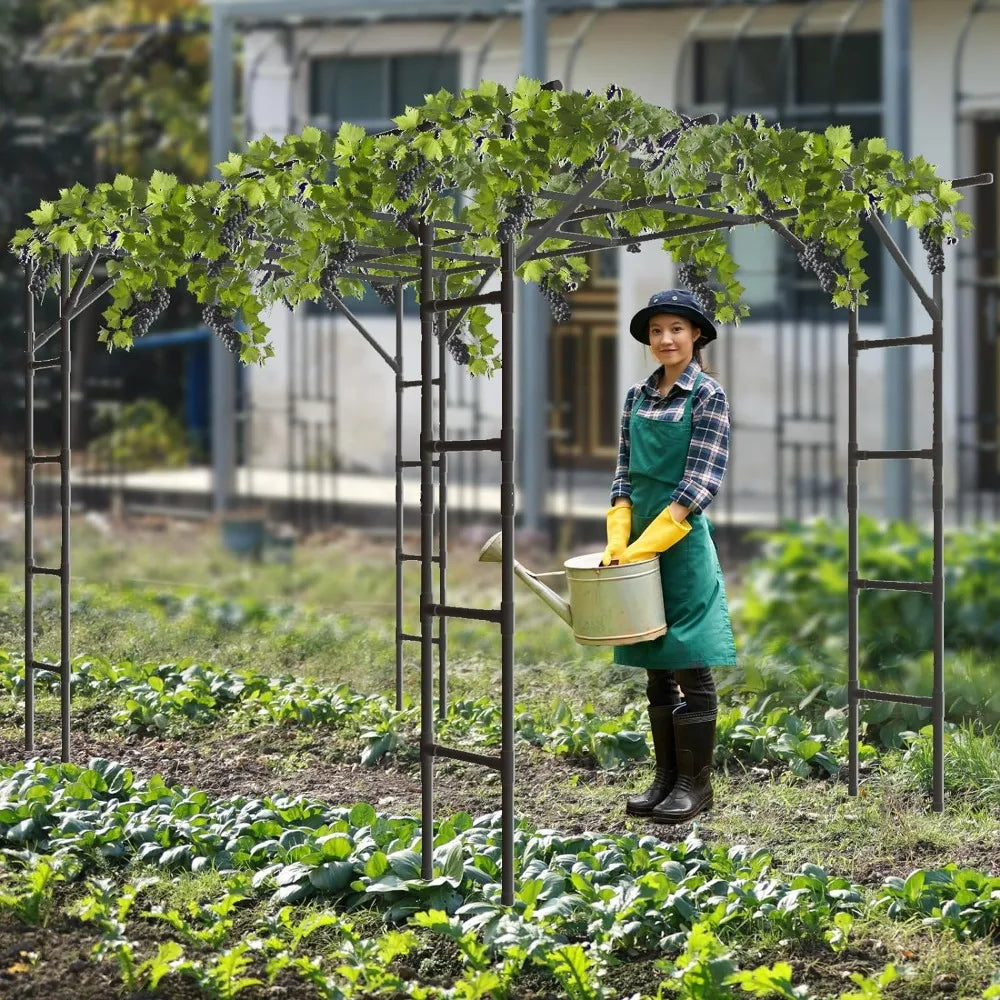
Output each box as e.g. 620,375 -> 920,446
0,0 -> 211,449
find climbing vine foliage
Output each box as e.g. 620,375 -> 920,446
10,77 -> 972,375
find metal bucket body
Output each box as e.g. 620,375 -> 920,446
563,552 -> 666,646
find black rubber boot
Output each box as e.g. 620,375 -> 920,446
625,704 -> 677,816
649,706 -> 717,824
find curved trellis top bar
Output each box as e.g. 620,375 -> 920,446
7,77 -> 987,374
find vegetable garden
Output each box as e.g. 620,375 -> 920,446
0,518 -> 999,998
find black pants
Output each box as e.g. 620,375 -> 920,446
646,667 -> 718,715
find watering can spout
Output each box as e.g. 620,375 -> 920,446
478,531 -> 573,627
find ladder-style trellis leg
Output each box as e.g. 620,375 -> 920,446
395,281 -> 404,710
847,304 -> 860,797
847,214 -> 949,812
24,254 -> 73,763
59,255 -> 72,764
437,274 -> 448,721
499,237 -> 516,907
931,271 -> 944,812
24,271 -> 35,752
420,221 -> 437,881
415,225 -> 512,904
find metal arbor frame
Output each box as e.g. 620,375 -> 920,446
20,142 -> 992,903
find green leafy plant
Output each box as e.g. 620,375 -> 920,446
873,865 -> 1000,939
88,398 -> 192,471
734,518 -> 1000,739
0,858 -> 66,926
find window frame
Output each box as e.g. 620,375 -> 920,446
305,50 -> 460,317
689,30 -> 884,322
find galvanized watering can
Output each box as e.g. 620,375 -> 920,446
478,531 -> 666,646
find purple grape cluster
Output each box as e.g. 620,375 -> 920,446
126,286 -> 170,338
394,156 -> 426,202
919,224 -> 945,276
445,333 -> 471,366
539,274 -> 572,323
319,242 -> 359,309
28,255 -> 59,300
677,263 -> 717,315
497,194 -> 535,243
369,281 -> 398,309
797,238 -> 847,295
220,198 -> 252,253
756,189 -> 777,218
202,304 -> 242,354
206,254 -> 230,278
433,314 -> 472,366
638,113 -> 705,167
393,206 -> 417,232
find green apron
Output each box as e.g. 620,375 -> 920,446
613,372 -> 738,671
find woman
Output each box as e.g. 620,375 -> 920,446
602,288 -> 737,824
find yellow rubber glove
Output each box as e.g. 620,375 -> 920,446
619,507 -> 691,563
601,505 -> 632,565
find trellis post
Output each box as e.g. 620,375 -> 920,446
210,3 -> 237,514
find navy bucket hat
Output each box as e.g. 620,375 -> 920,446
629,288 -> 719,346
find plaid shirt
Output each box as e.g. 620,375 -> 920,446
610,360 -> 730,514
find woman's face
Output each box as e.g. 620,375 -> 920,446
648,312 -> 701,369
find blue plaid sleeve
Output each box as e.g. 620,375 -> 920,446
669,383 -> 730,513
610,385 -> 637,503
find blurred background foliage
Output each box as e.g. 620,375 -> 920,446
0,0 -> 212,448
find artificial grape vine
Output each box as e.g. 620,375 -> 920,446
202,304 -> 242,355
538,274 -> 573,324
124,287 -> 170,338
319,242 -> 359,310
676,263 -> 717,315
497,194 -> 534,244
8,77 -> 978,372
796,238 -> 848,295
639,112 -> 709,169
919,224 -> 945,276
27,254 -> 59,301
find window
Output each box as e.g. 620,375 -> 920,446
693,32 -> 883,319
308,52 -> 459,315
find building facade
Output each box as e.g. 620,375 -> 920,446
213,0 -> 1000,528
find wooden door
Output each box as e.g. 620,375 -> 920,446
550,253 -> 620,469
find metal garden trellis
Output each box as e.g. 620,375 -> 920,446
16,88 -> 993,906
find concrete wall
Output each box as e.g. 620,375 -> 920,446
239,1 -> 998,518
